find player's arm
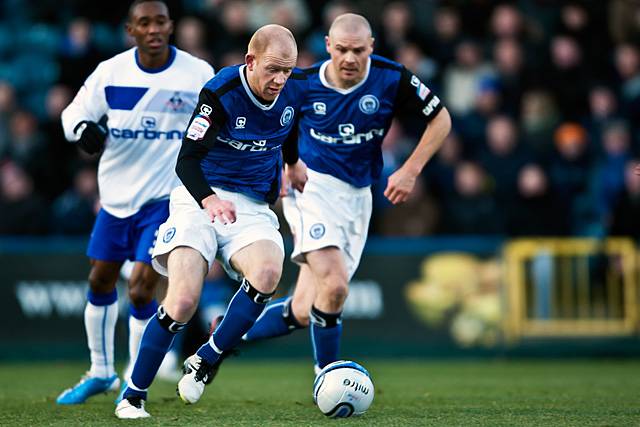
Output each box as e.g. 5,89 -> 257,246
61,64 -> 110,155
282,114 -> 307,193
385,69 -> 451,205
175,88 -> 235,224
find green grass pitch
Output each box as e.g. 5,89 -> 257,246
0,359 -> 638,426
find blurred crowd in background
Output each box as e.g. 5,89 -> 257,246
1,0 -> 640,239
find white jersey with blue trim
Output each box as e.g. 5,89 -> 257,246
61,46 -> 214,218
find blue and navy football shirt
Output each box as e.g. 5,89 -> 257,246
298,54 -> 443,188
177,64 -> 308,204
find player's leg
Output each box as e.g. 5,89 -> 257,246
57,209 -> 127,405
307,188 -> 372,371
117,186 -> 217,418
117,247 -> 207,418
306,247 -> 349,371
178,239 -> 283,404
242,263 -> 316,341
123,262 -> 160,382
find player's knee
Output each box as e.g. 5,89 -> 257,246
321,279 -> 349,308
164,294 -> 198,322
128,276 -> 156,307
250,262 -> 282,293
88,270 -> 116,294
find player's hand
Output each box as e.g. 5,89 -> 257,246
201,194 -> 236,225
74,118 -> 108,155
635,164 -> 640,176
285,159 -> 308,193
384,166 -> 417,205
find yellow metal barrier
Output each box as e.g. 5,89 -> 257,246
503,238 -> 639,341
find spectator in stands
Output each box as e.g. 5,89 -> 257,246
519,89 -> 560,155
58,17 -> 103,89
439,161 -> 502,235
51,166 -> 98,235
442,38 -> 493,117
610,161 -> 640,238
545,35 -> 589,120
175,16 -> 212,64
593,120 -> 631,224
426,6 -> 462,69
505,164 -> 560,236
585,84 -> 620,151
547,123 -> 597,235
0,161 -> 48,235
480,115 -> 534,212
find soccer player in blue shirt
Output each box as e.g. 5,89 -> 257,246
115,24 -> 308,418
241,13 -> 451,372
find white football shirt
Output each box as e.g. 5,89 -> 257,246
61,46 -> 214,218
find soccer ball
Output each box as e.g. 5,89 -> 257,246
312,360 -> 374,418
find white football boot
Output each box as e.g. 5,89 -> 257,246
115,396 -> 151,419
177,354 -> 214,404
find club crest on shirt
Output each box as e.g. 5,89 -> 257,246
359,94 -> 379,114
309,223 -> 325,239
280,106 -> 295,126
163,227 -> 176,243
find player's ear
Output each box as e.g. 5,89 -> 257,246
370,37 -> 375,52
245,53 -> 256,70
325,35 -> 331,55
125,21 -> 134,37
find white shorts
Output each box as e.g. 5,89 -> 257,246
283,169 -> 372,279
152,185 -> 284,282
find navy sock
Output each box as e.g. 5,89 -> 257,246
242,296 -> 304,341
197,278 -> 273,364
125,306 -> 186,400
310,305 -> 343,369
129,299 -> 158,320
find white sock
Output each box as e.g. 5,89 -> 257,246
124,316 -> 151,381
158,349 -> 179,376
85,301 -> 118,378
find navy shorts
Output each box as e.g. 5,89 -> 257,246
87,200 -> 169,265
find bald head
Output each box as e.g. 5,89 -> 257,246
248,24 -> 297,58
329,13 -> 372,39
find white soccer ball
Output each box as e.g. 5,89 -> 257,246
312,360 -> 374,418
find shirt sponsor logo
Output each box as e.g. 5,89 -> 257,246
310,127 -> 385,145
280,106 -> 295,126
200,103 -> 212,116
141,116 -> 156,128
186,114 -> 211,141
422,95 -> 441,116
216,136 -> 272,151
313,102 -> 326,115
358,94 -> 379,114
235,116 -> 246,129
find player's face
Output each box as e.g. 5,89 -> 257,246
326,28 -> 373,87
246,48 -> 297,101
126,1 -> 173,56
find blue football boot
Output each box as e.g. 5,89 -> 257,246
56,372 -> 120,405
